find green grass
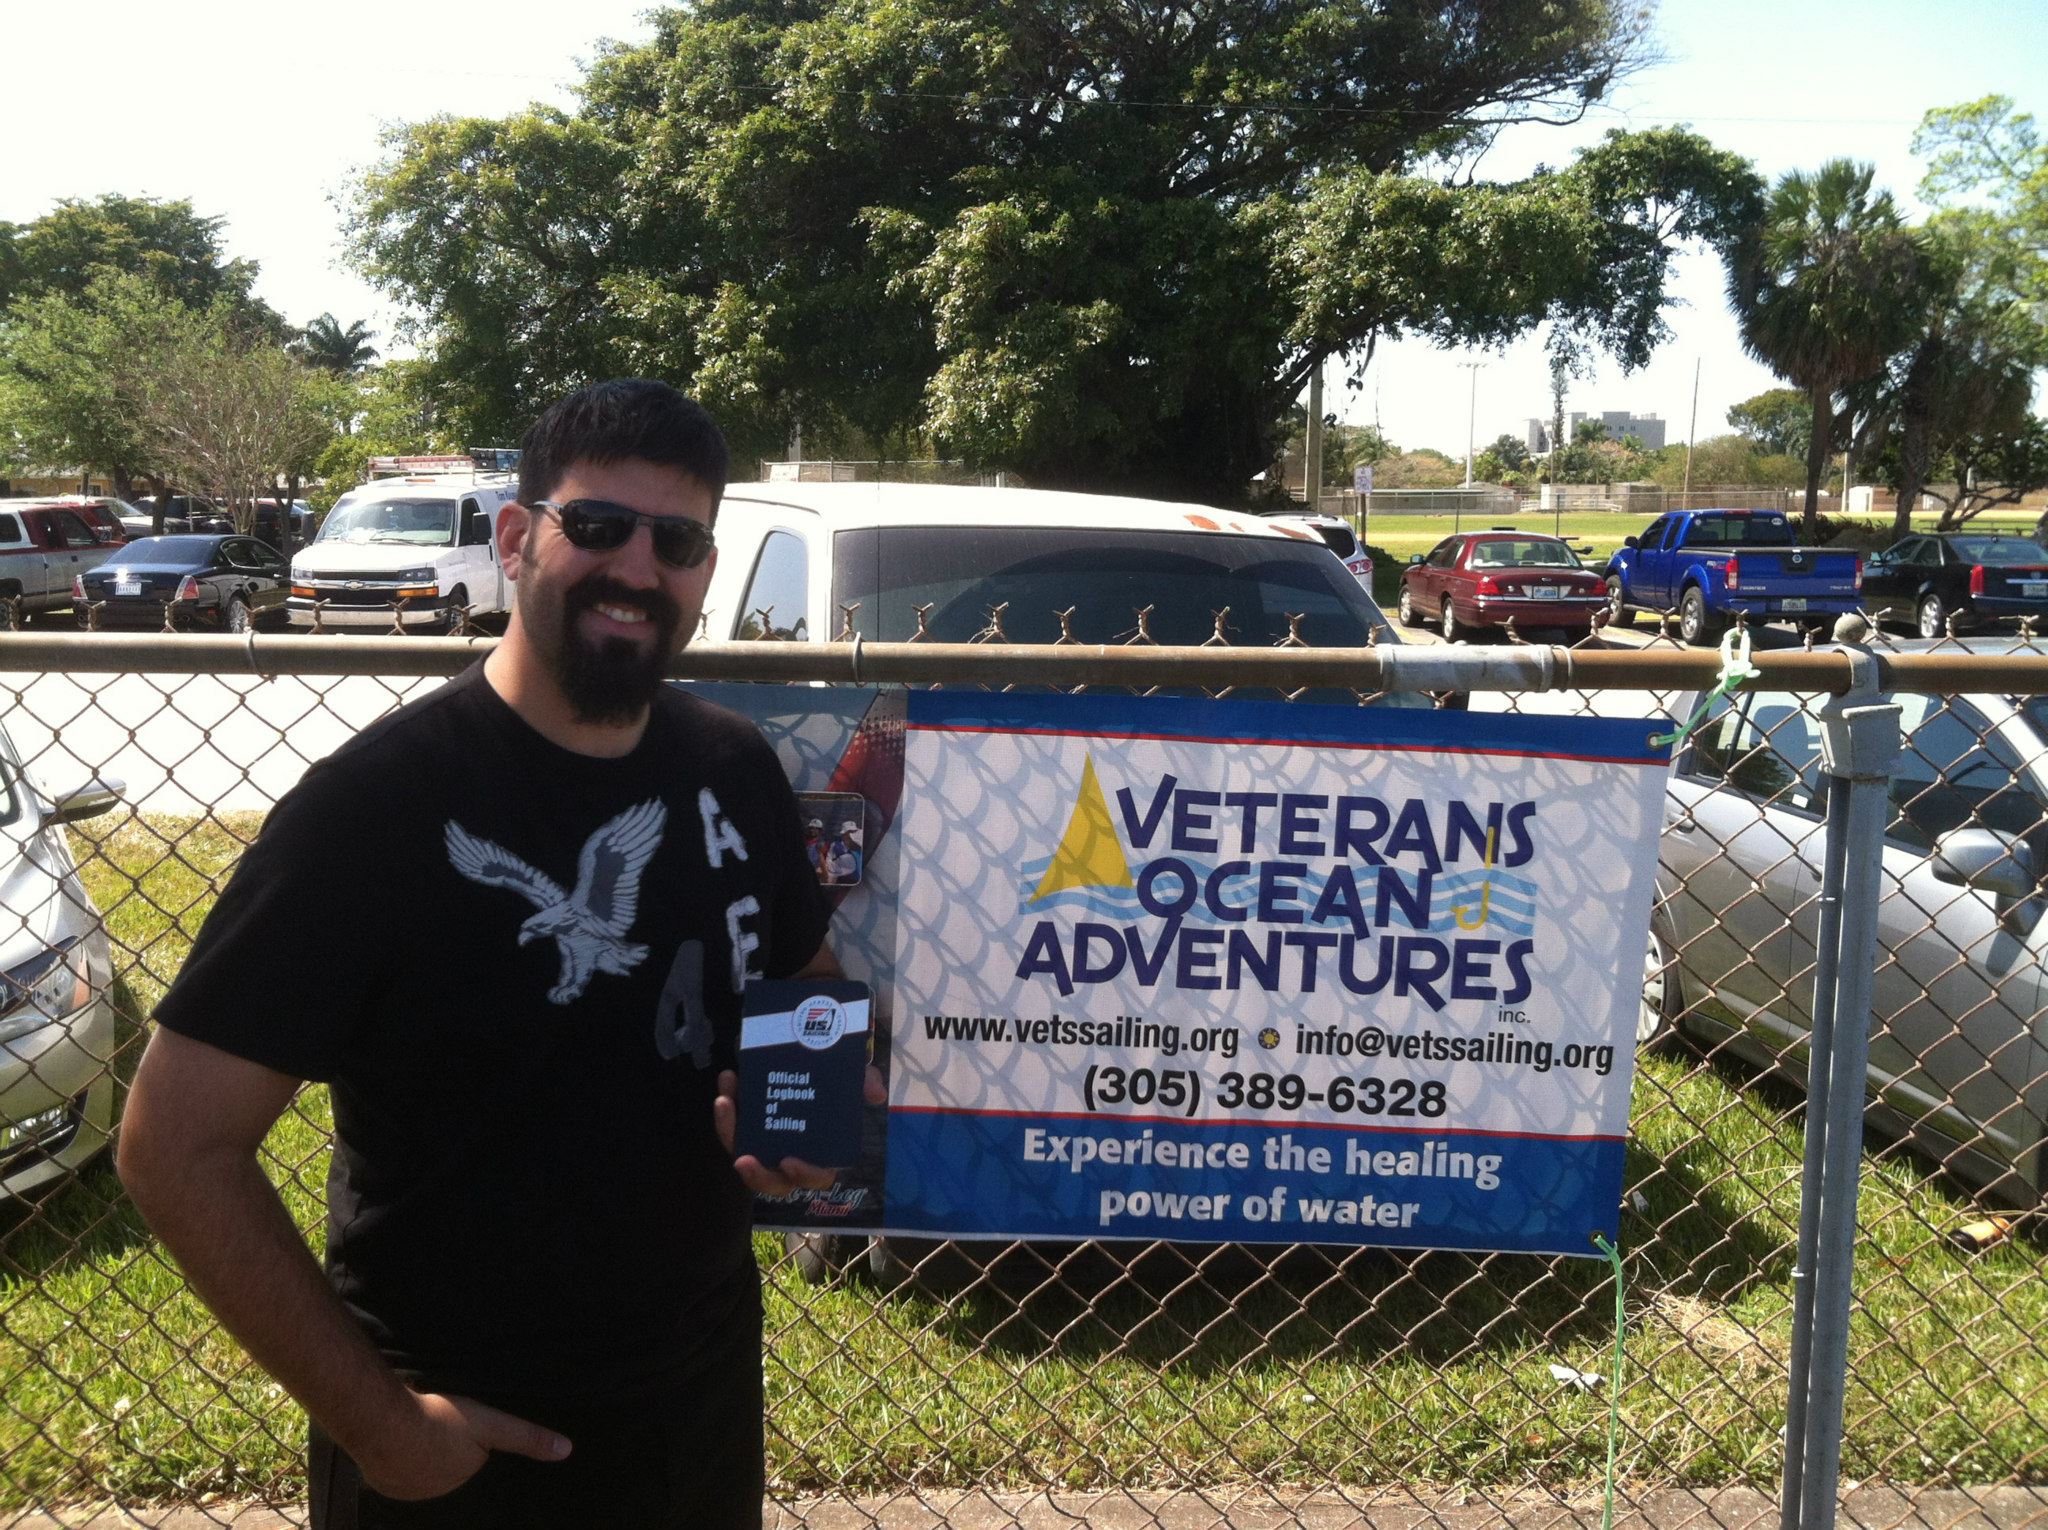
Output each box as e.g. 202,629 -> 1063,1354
0,813 -> 2042,1509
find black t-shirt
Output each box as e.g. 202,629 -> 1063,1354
154,664 -> 831,1407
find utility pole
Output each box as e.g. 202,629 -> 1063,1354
1682,358 -> 1700,505
1305,361 -> 1324,509
1460,360 -> 1483,487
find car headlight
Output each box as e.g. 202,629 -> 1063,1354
398,568 -> 437,584
0,940 -> 88,1046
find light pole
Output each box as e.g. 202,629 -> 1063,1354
1460,360 -> 1484,488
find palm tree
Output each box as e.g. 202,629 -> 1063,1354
1726,161 -> 1922,537
295,313 -> 379,376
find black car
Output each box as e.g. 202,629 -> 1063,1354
1862,533 -> 2048,637
74,535 -> 289,632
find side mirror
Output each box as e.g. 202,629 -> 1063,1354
1623,537 -> 1639,550
1407,554 -> 1423,565
1932,828 -> 2035,901
49,777 -> 125,826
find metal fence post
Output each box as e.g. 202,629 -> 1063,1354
1785,677 -> 1902,1530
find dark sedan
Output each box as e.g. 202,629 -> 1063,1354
1862,533 -> 2048,637
73,535 -> 289,632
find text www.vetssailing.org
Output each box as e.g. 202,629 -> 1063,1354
918,1013 -> 1617,1078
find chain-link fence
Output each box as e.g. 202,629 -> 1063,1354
2,619 -> 2048,1529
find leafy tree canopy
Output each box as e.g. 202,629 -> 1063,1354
350,0 -> 1761,503
1645,434 -> 1806,489
0,195 -> 281,334
1914,95 -> 2048,310
1725,388 -> 1812,459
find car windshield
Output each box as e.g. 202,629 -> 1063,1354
318,496 -> 457,547
1469,539 -> 1577,569
833,524 -> 1416,705
1950,538 -> 2046,567
1684,516 -> 1795,546
104,537 -> 217,565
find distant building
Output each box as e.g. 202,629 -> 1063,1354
1565,410 -> 1666,450
1524,419 -> 1553,455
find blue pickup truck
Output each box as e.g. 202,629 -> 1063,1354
1603,509 -> 1863,645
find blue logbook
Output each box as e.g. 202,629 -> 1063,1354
734,979 -> 871,1170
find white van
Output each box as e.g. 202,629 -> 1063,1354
288,467 -> 518,632
703,481 -> 1401,659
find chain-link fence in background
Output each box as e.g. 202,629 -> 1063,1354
2,624 -> 2047,1528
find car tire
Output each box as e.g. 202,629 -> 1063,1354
1397,584 -> 1424,627
1678,587 -> 1723,647
446,585 -> 469,636
1640,922 -> 1684,1050
1440,598 -> 1467,643
1605,575 -> 1636,628
225,596 -> 251,635
1918,593 -> 1949,639
783,1231 -> 843,1284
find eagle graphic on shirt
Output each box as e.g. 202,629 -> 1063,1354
444,800 -> 669,1004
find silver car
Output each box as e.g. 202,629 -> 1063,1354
0,721 -> 123,1200
1651,638 -> 2048,1202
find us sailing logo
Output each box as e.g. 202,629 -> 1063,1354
1017,754 -> 1535,937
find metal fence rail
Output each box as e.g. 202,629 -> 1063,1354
1,626 -> 2046,1529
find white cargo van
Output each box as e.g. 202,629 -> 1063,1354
288,457 -> 519,632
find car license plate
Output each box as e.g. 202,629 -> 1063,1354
1532,586 -> 1559,601
1781,598 -> 1807,612
2021,582 -> 2048,598
112,575 -> 139,595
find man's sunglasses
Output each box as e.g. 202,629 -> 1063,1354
532,499 -> 716,570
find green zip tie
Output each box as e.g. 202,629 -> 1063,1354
1649,627 -> 1757,749
1591,1231 -> 1627,1530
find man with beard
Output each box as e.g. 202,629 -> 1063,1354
118,379 -> 857,1528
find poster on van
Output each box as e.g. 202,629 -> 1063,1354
687,684 -> 1669,1256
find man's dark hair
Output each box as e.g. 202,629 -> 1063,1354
519,379 -> 729,514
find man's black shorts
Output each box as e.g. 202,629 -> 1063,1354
308,1298 -> 765,1530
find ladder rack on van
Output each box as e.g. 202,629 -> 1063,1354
366,448 -> 521,483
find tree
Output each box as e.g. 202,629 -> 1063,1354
309,360 -> 453,512
1862,98 -> 2048,538
1645,435 -> 1805,489
1725,388 -> 1812,459
1913,96 -> 2048,311
0,194 -> 282,335
130,324 -> 337,536
350,3 -> 1761,503
1725,160 -> 1923,537
1488,433 -> 1530,471
1917,417 -> 2048,528
0,270 -> 192,504
296,314 -> 380,376
1375,450 -> 1464,489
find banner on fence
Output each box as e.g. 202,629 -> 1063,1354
695,684 -> 1669,1256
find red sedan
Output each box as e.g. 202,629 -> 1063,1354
1397,529 -> 1608,641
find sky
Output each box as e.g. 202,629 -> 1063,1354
3,0 -> 2044,463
